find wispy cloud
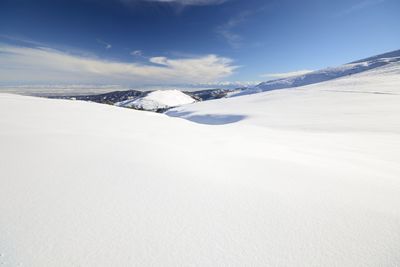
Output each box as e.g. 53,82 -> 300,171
336,0 -> 385,16
261,70 -> 313,80
96,39 -> 112,49
130,50 -> 143,56
0,34 -> 47,47
191,81 -> 260,88
0,44 -> 237,85
216,11 -> 251,49
0,84 -> 129,96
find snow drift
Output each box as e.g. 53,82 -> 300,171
1,56 -> 400,267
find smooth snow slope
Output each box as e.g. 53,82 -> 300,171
115,89 -> 196,111
1,62 -> 400,266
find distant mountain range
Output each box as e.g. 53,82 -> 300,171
50,88 -> 237,112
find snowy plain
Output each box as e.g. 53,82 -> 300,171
1,61 -> 400,266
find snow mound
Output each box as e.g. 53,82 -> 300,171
115,89 -> 196,111
233,49 -> 400,97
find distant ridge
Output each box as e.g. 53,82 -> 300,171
232,49 -> 400,97
350,49 -> 400,64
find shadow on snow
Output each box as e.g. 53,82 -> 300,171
166,111 -> 246,125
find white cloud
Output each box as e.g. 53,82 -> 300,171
192,81 -> 260,87
261,70 -> 313,80
0,44 -> 237,85
150,56 -> 169,65
0,84 -> 129,96
216,81 -> 258,86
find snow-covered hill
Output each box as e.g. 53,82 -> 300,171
232,49 -> 400,97
115,89 -> 196,111
1,55 -> 400,266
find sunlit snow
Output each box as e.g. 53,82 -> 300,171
0,59 -> 400,266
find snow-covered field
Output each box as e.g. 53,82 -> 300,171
1,61 -> 400,266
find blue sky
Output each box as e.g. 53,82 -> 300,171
0,0 -> 399,89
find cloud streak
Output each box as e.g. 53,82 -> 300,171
261,70 -> 313,80
216,11 -> 251,49
336,0 -> 385,16
130,50 -> 143,56
96,39 -> 112,49
119,0 -> 227,6
0,44 -> 237,85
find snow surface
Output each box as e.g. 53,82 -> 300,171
1,62 -> 400,266
115,89 -> 196,111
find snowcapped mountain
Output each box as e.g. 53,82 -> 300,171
232,49 -> 400,97
115,89 -> 196,112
